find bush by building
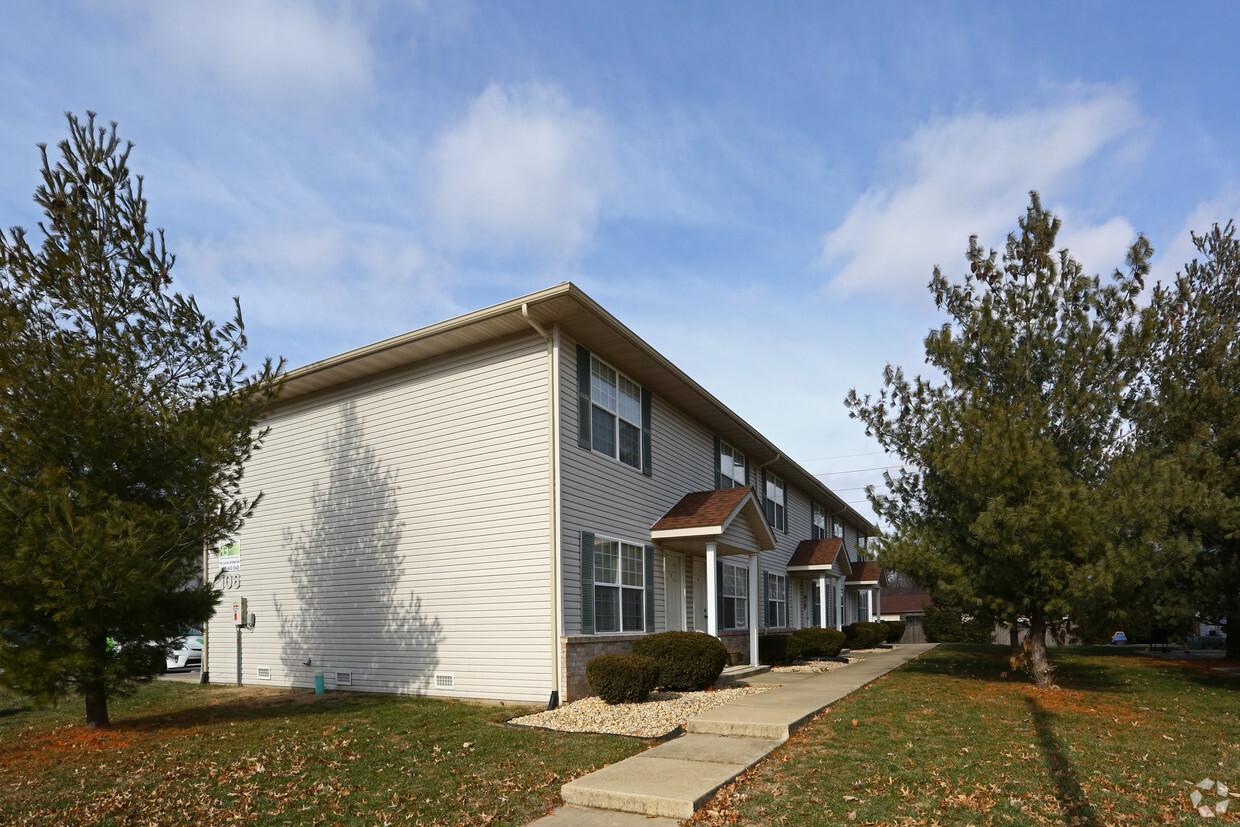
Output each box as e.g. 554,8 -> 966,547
631,630 -> 728,691
758,633 -> 805,666
844,621 -> 888,649
792,627 -> 846,658
881,620 -> 907,643
585,653 -> 660,704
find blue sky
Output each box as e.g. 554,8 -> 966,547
3,1 -> 1239,525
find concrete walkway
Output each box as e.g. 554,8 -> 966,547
533,643 -> 937,825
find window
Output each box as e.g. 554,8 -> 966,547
721,561 -> 748,629
766,573 -> 787,628
811,503 -> 827,540
594,539 -> 645,632
576,345 -> 651,475
858,535 -> 868,551
831,515 -> 843,539
589,356 -> 644,469
765,472 -> 786,532
719,442 -> 747,488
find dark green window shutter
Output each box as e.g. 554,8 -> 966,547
713,436 -> 722,488
744,461 -> 750,488
580,531 -> 595,635
576,345 -> 592,449
644,544 -> 656,631
641,387 -> 653,477
717,560 -> 726,629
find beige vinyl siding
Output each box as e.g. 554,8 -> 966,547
560,336 -> 716,635
207,332 -> 553,703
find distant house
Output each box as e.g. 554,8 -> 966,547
204,283 -> 879,704
879,592 -> 933,643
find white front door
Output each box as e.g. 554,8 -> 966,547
664,552 -> 686,631
692,557 -> 708,632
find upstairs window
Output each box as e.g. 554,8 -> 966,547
576,345 -> 651,475
718,441 -> 747,488
812,503 -> 827,540
765,472 -> 786,532
831,515 -> 843,539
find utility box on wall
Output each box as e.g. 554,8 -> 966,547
232,598 -> 248,624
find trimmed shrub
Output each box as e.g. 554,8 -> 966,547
844,621 -> 887,650
792,627 -> 846,658
631,631 -> 728,691
758,633 -> 805,666
881,620 -> 907,644
585,653 -> 659,704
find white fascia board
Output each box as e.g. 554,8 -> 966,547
650,526 -> 723,540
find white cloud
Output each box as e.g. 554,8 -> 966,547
427,83 -> 612,261
1056,214 -> 1137,278
1152,192 -> 1240,286
137,0 -> 373,104
821,92 -> 1144,296
176,227 -> 457,369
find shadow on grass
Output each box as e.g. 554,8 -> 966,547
1024,694 -> 1101,827
108,685 -> 433,733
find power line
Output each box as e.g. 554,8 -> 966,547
814,464 -> 908,476
803,450 -> 888,463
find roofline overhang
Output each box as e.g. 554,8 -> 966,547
272,281 -> 877,535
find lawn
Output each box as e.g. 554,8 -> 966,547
0,680 -> 646,826
693,645 -> 1240,826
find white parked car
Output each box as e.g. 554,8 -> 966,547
165,629 -> 203,671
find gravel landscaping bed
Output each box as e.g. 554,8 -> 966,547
509,685 -> 773,738
770,655 -> 864,673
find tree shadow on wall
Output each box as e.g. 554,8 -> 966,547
275,402 -> 442,692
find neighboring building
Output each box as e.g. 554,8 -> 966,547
204,283 -> 878,704
879,592 -> 933,644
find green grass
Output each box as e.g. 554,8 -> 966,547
0,680 -> 646,826
699,645 -> 1240,826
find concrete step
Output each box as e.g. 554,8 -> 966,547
715,663 -> 770,684
560,733 -> 780,819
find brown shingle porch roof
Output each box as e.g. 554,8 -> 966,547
787,538 -> 845,569
847,561 -> 883,583
651,486 -> 754,531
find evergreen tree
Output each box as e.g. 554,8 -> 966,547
1143,222 -> 1240,659
0,113 -> 281,727
846,194 -> 1192,687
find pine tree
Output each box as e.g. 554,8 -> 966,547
1143,222 -> 1240,659
0,113 -> 281,727
846,193 -> 1191,687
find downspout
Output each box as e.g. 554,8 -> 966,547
522,304 -> 563,708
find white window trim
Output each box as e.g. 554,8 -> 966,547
766,473 -> 786,532
593,537 -> 646,633
589,355 -> 643,471
721,560 -> 748,630
719,441 -> 747,488
768,572 -> 787,628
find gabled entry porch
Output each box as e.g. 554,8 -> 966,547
650,486 -> 776,668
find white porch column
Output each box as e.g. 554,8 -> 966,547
747,551 -> 760,667
818,575 -> 828,629
706,542 -> 718,638
836,579 -> 845,630
865,590 -> 874,622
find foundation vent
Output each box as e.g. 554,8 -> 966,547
435,673 -> 455,689
335,671 -> 353,687
256,666 -> 272,680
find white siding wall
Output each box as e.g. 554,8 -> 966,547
207,333 -> 553,703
